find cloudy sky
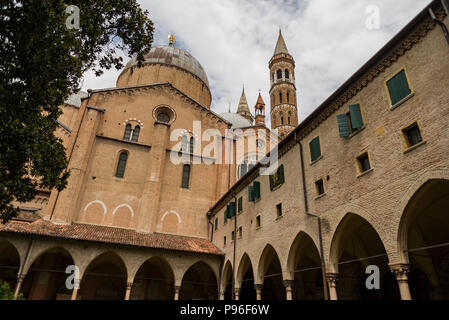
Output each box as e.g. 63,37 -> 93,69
81,0 -> 430,124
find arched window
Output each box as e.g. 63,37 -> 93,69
287,91 -> 290,103
277,69 -> 282,79
131,125 -> 140,142
181,164 -> 191,188
285,69 -> 289,79
279,92 -> 283,104
281,117 -> 284,125
288,117 -> 291,124
181,135 -> 188,153
123,124 -> 132,140
189,137 -> 195,153
115,152 -> 128,178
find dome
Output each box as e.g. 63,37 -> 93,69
219,112 -> 252,129
123,46 -> 209,88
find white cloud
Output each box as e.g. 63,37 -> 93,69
81,0 -> 430,124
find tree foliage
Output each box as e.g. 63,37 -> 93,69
0,1 -> 154,222
0,280 -> 23,300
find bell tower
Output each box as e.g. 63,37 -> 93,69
269,30 -> 298,139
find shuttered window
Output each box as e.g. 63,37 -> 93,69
253,181 -> 260,200
238,197 -> 243,213
269,165 -> 285,191
387,69 -> 412,105
226,202 -> 236,218
337,114 -> 350,137
309,137 -> 321,162
115,152 -> 128,178
337,104 -> 364,137
349,104 -> 363,129
248,185 -> 254,202
181,164 -> 191,188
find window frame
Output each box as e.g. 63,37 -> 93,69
401,120 -> 426,152
384,66 -> 414,109
115,150 -> 129,178
315,178 -> 325,197
356,151 -> 373,177
181,163 -> 191,189
276,203 -> 283,218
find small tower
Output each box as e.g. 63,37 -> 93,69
237,86 -> 253,124
269,30 -> 298,139
254,92 -> 266,125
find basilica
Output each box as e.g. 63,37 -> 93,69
0,0 -> 448,300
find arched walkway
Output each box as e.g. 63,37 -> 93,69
330,213 -> 399,300
179,261 -> 218,300
130,257 -> 175,300
287,232 -> 324,300
399,179 -> 449,299
237,254 -> 256,300
21,247 -> 75,300
258,245 -> 285,300
0,240 -> 20,291
221,260 -> 233,300
79,252 -> 127,300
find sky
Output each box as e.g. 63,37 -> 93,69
81,0 -> 430,124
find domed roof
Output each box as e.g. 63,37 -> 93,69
219,112 -> 252,129
124,46 -> 209,88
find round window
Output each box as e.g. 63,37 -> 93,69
157,112 -> 170,123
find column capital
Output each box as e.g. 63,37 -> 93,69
175,285 -> 181,292
234,287 -> 241,295
389,263 -> 410,281
126,282 -> 133,290
326,273 -> 339,286
17,274 -> 26,282
254,284 -> 264,291
282,280 -> 294,289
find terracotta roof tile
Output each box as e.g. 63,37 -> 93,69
0,219 -> 223,255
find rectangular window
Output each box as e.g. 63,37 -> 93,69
276,203 -> 282,218
387,69 -> 412,106
224,236 -> 226,246
248,185 -> 254,202
337,104 -> 364,137
231,231 -> 235,241
215,218 -> 218,231
269,165 -> 285,190
403,123 -> 423,148
181,164 -> 191,189
315,179 -> 325,196
256,215 -> 261,228
238,226 -> 242,239
238,197 -> 243,213
357,153 -> 371,173
253,181 -> 261,200
309,137 -> 321,162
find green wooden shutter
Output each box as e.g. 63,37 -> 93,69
228,202 -> 236,218
349,104 -> 363,129
269,175 -> 274,191
248,186 -> 254,202
279,165 -> 285,184
387,69 -> 411,105
309,137 -> 321,162
253,181 -> 260,199
337,114 -> 350,137
238,197 -> 243,213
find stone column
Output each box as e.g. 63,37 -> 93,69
326,273 -> 339,300
390,263 -> 412,300
71,278 -> 80,300
13,274 -> 26,300
124,282 -> 133,300
283,280 -> 294,300
219,290 -> 225,300
174,286 -> 181,300
255,284 -> 263,300
234,288 -> 240,300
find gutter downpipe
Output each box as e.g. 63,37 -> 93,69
298,134 -> 329,301
231,192 -> 238,300
429,2 -> 449,45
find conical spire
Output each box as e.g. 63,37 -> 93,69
254,92 -> 266,125
236,86 -> 253,124
274,29 -> 289,55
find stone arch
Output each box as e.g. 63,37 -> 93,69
112,204 -> 134,229
0,239 -> 21,292
397,178 -> 449,299
257,244 -> 285,299
83,200 -> 107,225
221,260 -> 233,300
329,213 -> 399,300
21,246 -> 76,300
286,231 -> 324,300
236,253 -> 256,300
179,261 -> 218,300
79,251 -> 128,300
130,256 -> 175,300
395,170 -> 449,262
161,210 -> 181,234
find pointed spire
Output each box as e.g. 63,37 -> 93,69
236,85 -> 253,124
274,29 -> 289,55
256,92 -> 265,106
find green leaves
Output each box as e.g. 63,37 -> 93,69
0,0 -> 154,222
